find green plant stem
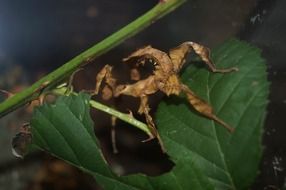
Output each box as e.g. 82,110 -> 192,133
89,100 -> 152,137
0,0 -> 185,118
53,87 -> 153,137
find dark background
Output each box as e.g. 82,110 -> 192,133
0,0 -> 285,189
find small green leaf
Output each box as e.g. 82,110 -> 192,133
31,93 -> 113,177
30,39 -> 269,189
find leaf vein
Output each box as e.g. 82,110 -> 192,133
164,135 -> 230,186
38,107 -> 83,167
206,72 -> 235,187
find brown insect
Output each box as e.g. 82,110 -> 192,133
94,42 -> 238,151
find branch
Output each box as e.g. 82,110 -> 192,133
0,0 -> 186,118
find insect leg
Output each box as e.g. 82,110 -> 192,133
111,115 -> 118,154
138,95 -> 166,152
28,81 -> 51,106
169,42 -> 192,72
185,42 -> 238,73
94,64 -> 116,100
181,84 -> 234,133
0,89 -> 14,99
65,68 -> 83,94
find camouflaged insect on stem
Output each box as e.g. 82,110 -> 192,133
94,42 -> 238,151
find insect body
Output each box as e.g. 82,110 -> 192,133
95,42 -> 238,151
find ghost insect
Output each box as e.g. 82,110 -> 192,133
94,41 -> 238,151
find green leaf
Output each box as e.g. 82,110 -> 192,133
156,39 -> 269,189
30,39 -> 269,190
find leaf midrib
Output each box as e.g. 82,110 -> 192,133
164,135 -> 231,187
206,71 -> 235,188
